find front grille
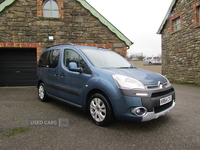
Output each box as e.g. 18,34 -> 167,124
152,88 -> 174,97
154,101 -> 173,113
145,82 -> 170,90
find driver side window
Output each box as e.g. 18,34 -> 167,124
64,49 -> 86,72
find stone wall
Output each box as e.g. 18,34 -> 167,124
0,0 -> 128,60
161,0 -> 200,85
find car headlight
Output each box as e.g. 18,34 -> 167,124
112,74 -> 145,89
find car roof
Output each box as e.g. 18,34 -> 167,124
45,43 -> 109,52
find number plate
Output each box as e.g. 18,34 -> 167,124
160,95 -> 172,106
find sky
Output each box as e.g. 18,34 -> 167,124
86,0 -> 173,57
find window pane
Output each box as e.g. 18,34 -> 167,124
39,51 -> 49,67
64,50 -> 80,68
174,17 -> 180,31
52,0 -> 58,9
43,0 -> 59,18
49,49 -> 60,68
44,1 -> 51,9
43,10 -> 51,17
52,10 -> 59,18
81,49 -> 132,68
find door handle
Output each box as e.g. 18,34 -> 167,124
60,73 -> 65,77
15,71 -> 21,73
53,72 -> 58,76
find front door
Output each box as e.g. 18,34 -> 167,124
59,49 -> 91,107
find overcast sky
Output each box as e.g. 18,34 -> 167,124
86,0 -> 173,57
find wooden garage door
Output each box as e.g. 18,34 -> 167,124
0,48 -> 37,86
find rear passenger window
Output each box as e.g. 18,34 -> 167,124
38,51 -> 49,67
49,49 -> 60,68
38,49 -> 60,68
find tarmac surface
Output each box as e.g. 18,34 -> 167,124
0,83 -> 200,150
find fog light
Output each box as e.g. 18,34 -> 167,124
136,109 -> 141,114
131,107 -> 147,116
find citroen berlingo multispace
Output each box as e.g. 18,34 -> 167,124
37,43 -> 175,126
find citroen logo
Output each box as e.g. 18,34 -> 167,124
158,81 -> 163,89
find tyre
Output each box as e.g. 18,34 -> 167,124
38,83 -> 48,102
88,93 -> 114,126
149,62 -> 152,65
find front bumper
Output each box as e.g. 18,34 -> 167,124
114,86 -> 175,122
142,100 -> 175,122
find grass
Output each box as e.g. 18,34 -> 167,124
130,60 -> 161,74
16,117 -> 23,120
0,127 -> 30,138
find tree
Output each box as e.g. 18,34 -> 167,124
128,53 -> 145,60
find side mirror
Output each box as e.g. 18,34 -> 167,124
68,62 -> 82,73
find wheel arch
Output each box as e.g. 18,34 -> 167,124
37,80 -> 44,88
85,89 -> 115,117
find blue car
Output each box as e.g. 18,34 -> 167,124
37,43 -> 175,126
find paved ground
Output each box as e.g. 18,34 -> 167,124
0,83 -> 200,150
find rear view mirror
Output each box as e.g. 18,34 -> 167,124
68,62 -> 82,73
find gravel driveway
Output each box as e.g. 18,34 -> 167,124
0,84 -> 200,150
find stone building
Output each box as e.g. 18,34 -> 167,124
0,0 -> 133,86
157,0 -> 200,85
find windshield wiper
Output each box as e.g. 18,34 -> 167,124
118,66 -> 136,69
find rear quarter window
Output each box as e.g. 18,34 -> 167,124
38,49 -> 60,68
48,49 -> 60,68
38,51 -> 49,67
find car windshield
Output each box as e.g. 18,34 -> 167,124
81,49 -> 134,68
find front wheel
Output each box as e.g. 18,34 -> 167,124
38,83 -> 48,102
88,93 -> 114,126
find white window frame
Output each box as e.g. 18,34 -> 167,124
43,0 -> 59,18
173,17 -> 181,32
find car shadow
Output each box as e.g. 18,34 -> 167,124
111,115 -> 173,130
45,98 -> 89,118
44,98 -> 173,131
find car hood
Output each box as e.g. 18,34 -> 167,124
105,68 -> 167,85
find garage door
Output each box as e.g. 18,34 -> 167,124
0,48 -> 37,86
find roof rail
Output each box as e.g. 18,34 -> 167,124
46,42 -> 74,48
59,42 -> 74,45
97,47 -> 106,49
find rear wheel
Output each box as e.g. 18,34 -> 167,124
38,83 -> 48,102
149,62 -> 152,65
88,93 -> 114,126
